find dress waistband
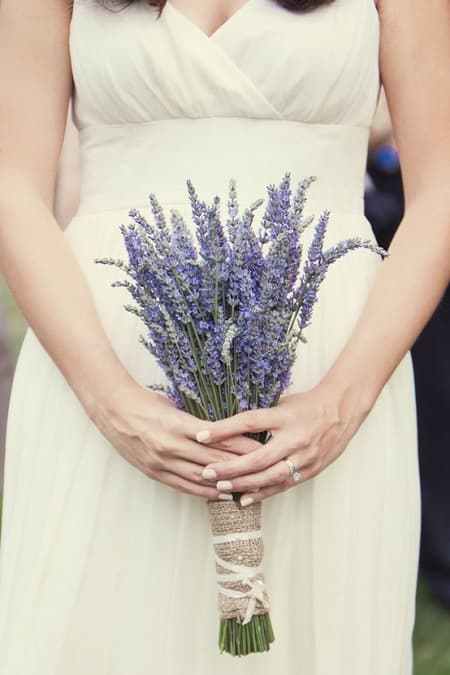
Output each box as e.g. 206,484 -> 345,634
76,117 -> 370,216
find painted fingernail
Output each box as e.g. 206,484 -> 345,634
202,468 -> 217,480
196,430 -> 211,443
218,493 -> 233,501
240,497 -> 254,507
216,480 -> 233,491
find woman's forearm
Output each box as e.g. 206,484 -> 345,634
321,189 -> 450,407
0,185 -> 136,417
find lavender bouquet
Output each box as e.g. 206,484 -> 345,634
95,173 -> 385,656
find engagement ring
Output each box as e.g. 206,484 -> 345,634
284,458 -> 302,483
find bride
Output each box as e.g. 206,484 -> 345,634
0,0 -> 448,673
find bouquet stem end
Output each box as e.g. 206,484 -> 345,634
219,613 -> 275,656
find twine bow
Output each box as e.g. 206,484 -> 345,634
212,530 -> 270,625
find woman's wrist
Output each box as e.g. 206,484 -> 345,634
318,359 -> 382,420
70,351 -> 138,423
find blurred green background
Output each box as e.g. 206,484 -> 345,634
0,275 -> 449,674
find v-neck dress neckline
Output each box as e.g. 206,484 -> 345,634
165,0 -> 258,40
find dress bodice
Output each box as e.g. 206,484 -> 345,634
70,0 -> 379,127
69,0 -> 380,218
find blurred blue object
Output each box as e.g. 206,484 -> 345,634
372,144 -> 400,173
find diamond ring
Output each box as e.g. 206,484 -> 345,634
284,458 -> 302,483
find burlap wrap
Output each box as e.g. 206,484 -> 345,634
207,499 -> 270,621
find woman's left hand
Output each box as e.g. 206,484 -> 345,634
197,381 -> 373,506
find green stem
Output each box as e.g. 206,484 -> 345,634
218,615 -> 274,657
184,323 -> 221,419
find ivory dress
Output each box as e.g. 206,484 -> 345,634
0,0 -> 421,673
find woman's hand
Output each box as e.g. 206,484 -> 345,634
91,378 -> 261,500
197,381 -> 373,506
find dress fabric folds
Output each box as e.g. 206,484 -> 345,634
0,0 -> 420,673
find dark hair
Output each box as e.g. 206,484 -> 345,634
101,0 -> 334,13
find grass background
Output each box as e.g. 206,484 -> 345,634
0,275 -> 449,673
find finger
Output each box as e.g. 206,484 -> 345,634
164,409 -> 219,443
238,455 -> 322,504
201,443 -> 280,482
177,440 -> 244,470
237,457 -> 319,504
214,459 -> 290,494
215,450 -> 317,494
148,458 -> 237,492
204,422 -> 323,482
239,481 -> 291,505
154,469 -> 223,500
160,458 -> 232,488
209,435 -> 262,455
163,412 -> 262,456
238,459 -> 325,503
194,408 -> 280,445
201,430 -> 298,482
150,434 -> 245,467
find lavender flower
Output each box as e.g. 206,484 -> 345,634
95,174 -> 386,422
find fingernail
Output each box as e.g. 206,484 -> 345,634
202,468 -> 217,480
218,493 -> 233,501
196,430 -> 211,443
216,480 -> 233,491
240,497 -> 254,507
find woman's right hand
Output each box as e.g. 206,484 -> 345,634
91,378 -> 261,500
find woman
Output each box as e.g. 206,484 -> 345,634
0,0 -> 448,673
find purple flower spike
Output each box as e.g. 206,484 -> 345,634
96,173 -> 386,421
